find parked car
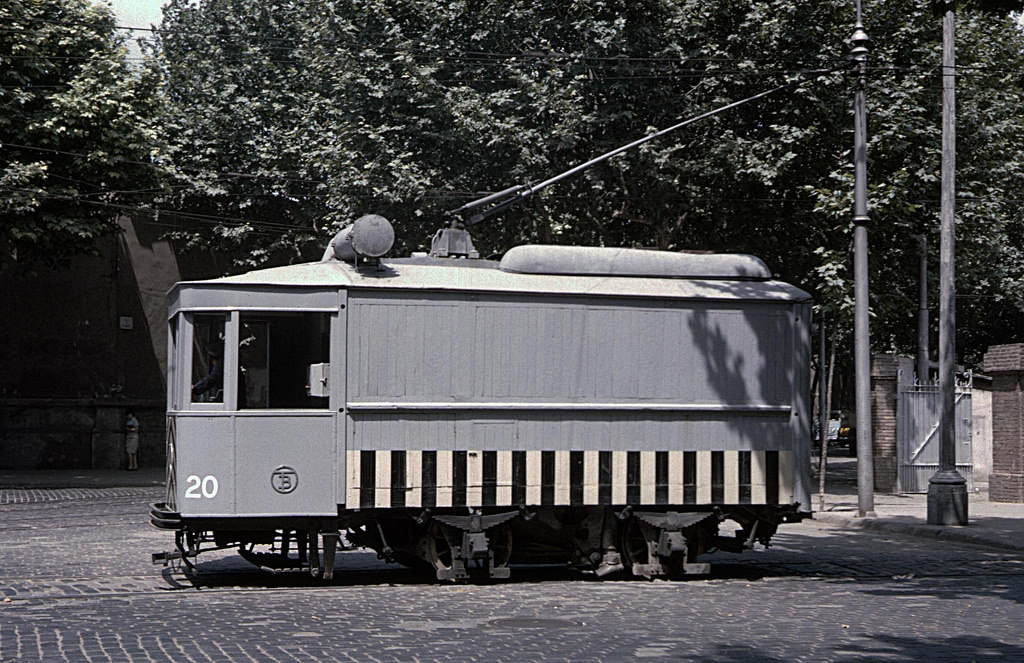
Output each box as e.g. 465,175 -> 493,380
814,410 -> 855,457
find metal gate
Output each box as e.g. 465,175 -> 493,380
897,370 -> 973,493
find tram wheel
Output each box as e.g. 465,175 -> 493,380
619,518 -> 687,578
422,521 -> 514,579
424,521 -> 455,576
489,525 -> 513,570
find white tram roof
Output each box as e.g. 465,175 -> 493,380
169,245 -> 811,313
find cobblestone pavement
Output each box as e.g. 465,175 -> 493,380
0,486 -> 159,505
2,487 -> 1024,662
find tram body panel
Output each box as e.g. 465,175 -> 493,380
341,285 -> 810,512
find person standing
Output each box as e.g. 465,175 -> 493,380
125,411 -> 140,470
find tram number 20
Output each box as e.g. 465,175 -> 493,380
184,474 -> 219,499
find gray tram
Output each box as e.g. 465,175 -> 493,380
152,216 -> 812,580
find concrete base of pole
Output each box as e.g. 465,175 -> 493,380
927,471 -> 969,526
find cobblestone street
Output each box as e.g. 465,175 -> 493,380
2,486 -> 1024,662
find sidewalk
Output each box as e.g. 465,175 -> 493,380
2,460 -> 1022,555
0,468 -> 164,489
812,455 -> 1024,554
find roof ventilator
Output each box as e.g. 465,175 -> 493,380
322,214 -> 395,266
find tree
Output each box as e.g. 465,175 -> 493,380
148,0 -> 1024,365
0,0 -> 167,269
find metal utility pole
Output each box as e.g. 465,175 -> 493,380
927,2 -> 968,526
818,314 -> 828,513
851,2 -> 875,517
917,235 -> 929,383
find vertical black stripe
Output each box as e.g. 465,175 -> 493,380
512,451 -> 527,505
683,451 -> 697,504
421,451 -> 437,508
598,451 -> 612,505
570,451 -> 584,505
655,451 -> 669,505
711,451 -> 725,503
626,451 -> 641,505
452,451 -> 467,507
739,451 -> 752,504
541,451 -> 555,505
482,451 -> 497,507
359,450 -> 375,509
390,450 -> 406,508
766,451 -> 780,504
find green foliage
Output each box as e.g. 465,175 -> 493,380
146,0 -> 1024,365
0,0 -> 168,267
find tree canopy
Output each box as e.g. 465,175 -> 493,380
145,0 -> 1024,365
5,0 -> 1023,368
0,0 -> 167,267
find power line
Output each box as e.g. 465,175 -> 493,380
5,13 -> 1022,74
2,12 -> 1017,79
0,185 -> 320,236
1,142 -> 328,186
0,16 -> 848,65
4,50 -> 1018,85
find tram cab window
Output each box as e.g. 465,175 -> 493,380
238,313 -> 330,409
190,315 -> 225,404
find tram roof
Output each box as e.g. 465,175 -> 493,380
170,245 -> 811,307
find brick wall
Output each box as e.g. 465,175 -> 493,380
870,354 -> 910,492
984,344 -> 1024,503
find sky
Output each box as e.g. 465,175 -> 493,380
108,0 -> 166,29
104,0 -> 167,58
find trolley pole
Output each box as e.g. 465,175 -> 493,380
927,2 -> 968,525
851,3 -> 875,518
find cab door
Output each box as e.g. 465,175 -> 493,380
173,310 -> 235,517
232,309 -> 338,517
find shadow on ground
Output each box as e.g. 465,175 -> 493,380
161,523 -> 1024,603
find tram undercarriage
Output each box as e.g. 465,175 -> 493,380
151,503 -> 806,581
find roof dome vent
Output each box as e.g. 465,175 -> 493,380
322,214 -> 395,263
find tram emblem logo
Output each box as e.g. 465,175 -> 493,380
271,466 -> 298,494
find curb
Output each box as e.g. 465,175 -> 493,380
813,511 -> 1024,554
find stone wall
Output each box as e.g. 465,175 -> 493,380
0,399 -> 164,470
0,231 -> 167,402
971,377 -> 993,488
0,216 -> 186,470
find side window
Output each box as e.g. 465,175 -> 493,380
239,313 -> 330,409
190,314 -> 226,404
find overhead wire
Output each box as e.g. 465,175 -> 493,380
4,14 -> 1023,71
0,185 -> 319,237
3,13 -> 1021,76
3,13 -> 1017,81
1,12 -> 1012,72
0,142 -> 328,186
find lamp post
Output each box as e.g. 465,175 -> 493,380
851,1 -> 875,518
927,1 -> 968,526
